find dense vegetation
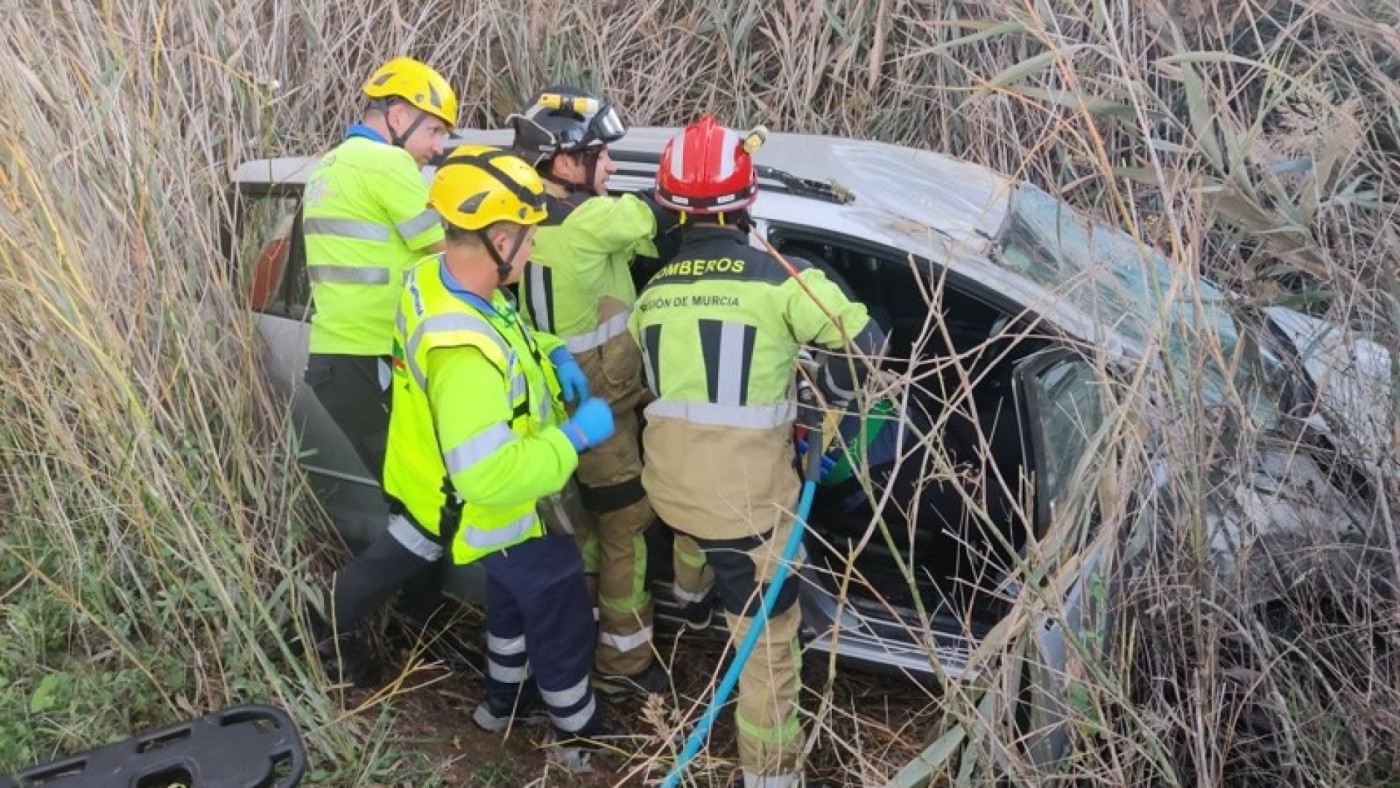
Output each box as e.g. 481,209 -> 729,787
2,0 -> 1396,783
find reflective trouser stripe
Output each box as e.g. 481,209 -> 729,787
600,590 -> 650,615
542,676 -> 597,733
550,695 -> 598,733
674,583 -> 712,604
307,264 -> 391,284
487,660 -> 529,683
486,629 -> 530,684
673,534 -> 713,604
387,515 -> 443,561
487,633 -> 526,656
675,539 -> 708,568
581,492 -> 655,676
737,710 -> 801,745
539,677 -> 589,709
562,310 -> 632,354
598,626 -> 653,654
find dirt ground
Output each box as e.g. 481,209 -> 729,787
393,681 -> 642,787
365,623 -> 738,787
340,615 -> 943,787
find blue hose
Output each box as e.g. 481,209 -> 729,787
662,420 -> 822,788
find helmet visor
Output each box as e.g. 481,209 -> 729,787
588,105 -> 626,145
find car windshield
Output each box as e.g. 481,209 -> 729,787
995,182 -> 1288,426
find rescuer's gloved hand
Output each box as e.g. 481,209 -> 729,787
795,439 -> 836,482
561,397 -> 615,452
549,346 -> 590,404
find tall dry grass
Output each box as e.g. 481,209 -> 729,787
1,0 -> 1397,784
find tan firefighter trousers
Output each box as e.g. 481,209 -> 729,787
574,334 -> 656,677
692,516 -> 804,779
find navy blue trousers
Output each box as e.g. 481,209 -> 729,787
481,533 -> 602,736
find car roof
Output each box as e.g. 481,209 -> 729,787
231,126 -> 1116,351
233,126 -> 1011,253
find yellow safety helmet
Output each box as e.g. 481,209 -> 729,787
363,57 -> 459,127
429,145 -> 547,231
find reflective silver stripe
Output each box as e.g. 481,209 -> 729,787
396,208 -> 441,239
487,633 -> 526,656
462,511 -> 537,549
510,373 -> 528,402
443,422 -> 513,476
641,337 -> 659,394
668,130 -> 686,180
387,515 -> 443,561
562,310 -> 632,354
550,696 -> 598,733
645,399 -> 796,429
540,677 -> 590,709
743,773 -> 798,788
715,321 -> 748,406
820,362 -> 857,401
303,217 -> 390,242
599,626 -> 653,653
674,584 -> 713,604
307,265 -> 391,284
718,129 -> 740,179
405,312 -> 506,390
488,659 -> 530,683
528,264 -> 551,332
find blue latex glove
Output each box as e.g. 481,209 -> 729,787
795,439 -> 836,482
549,346 -> 589,404
561,398 -> 615,452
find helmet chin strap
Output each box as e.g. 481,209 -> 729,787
540,171 -> 582,192
384,101 -> 428,149
541,149 -> 602,195
581,149 -> 604,196
479,227 -> 528,283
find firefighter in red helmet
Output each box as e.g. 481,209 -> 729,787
630,116 -> 886,786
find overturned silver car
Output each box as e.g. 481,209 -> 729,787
229,126 -> 1393,768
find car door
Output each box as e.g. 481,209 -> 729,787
1010,348 -> 1114,766
229,182 -> 473,597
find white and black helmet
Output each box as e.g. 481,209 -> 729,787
508,86 -> 626,166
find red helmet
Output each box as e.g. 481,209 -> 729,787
655,116 -> 761,214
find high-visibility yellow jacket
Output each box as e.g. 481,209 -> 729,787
518,192 -> 677,415
628,225 -> 884,539
382,257 -> 578,564
520,192 -> 665,354
303,134 -> 444,355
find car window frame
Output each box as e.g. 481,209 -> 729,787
764,223 -> 1026,321
1012,347 -> 1108,538
228,181 -> 310,321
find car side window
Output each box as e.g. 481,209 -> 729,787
236,193 -> 310,320
1021,353 -> 1106,532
